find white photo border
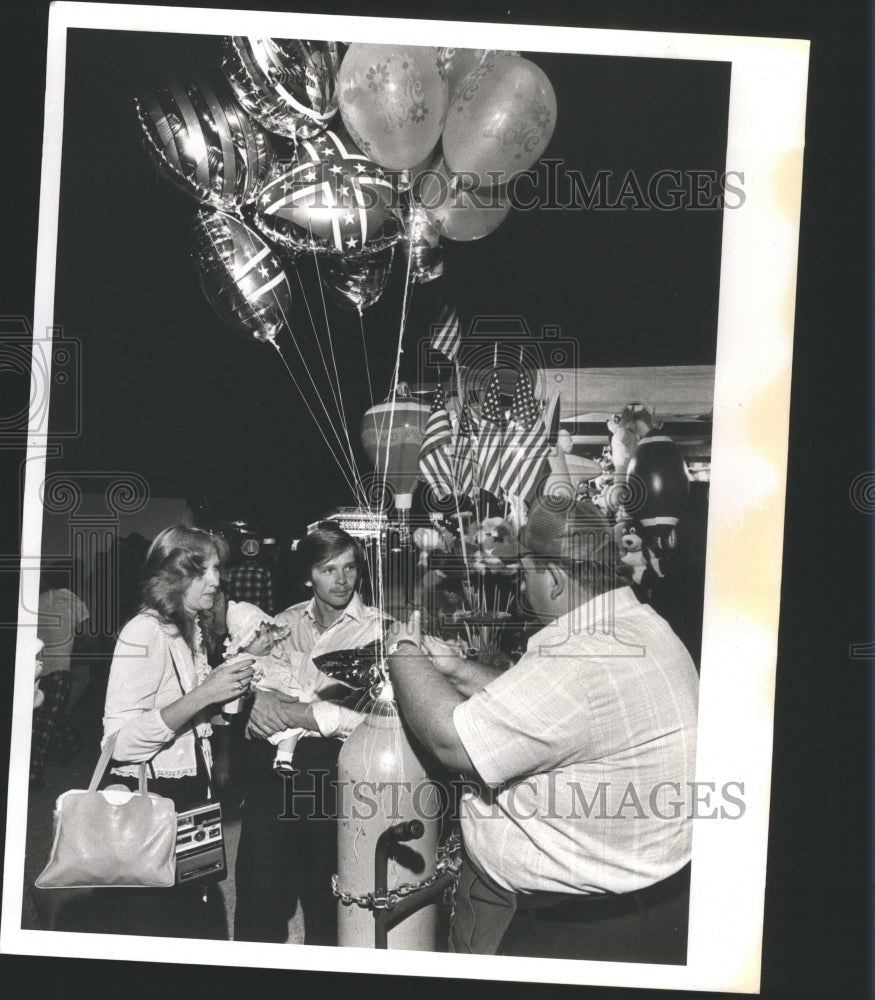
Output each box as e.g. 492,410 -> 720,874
2,2 -> 810,993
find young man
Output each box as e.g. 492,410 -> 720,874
388,497 -> 699,962
234,522 -> 386,946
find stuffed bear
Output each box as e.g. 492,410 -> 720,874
614,519 -> 665,588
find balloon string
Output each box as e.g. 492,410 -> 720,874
268,337 -> 363,501
269,291 -> 362,495
379,246 -> 418,511
291,265 -> 366,507
306,230 -> 364,506
262,276 -> 359,490
292,266 -> 350,446
358,309 -> 376,417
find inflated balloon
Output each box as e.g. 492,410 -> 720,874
385,148 -> 440,196
338,44 -> 448,170
402,202 -> 444,283
442,55 -> 557,188
625,432 -> 691,551
415,157 -> 510,241
222,37 -> 341,140
361,388 -> 431,511
190,209 -> 292,343
438,47 -> 520,102
320,246 -> 395,312
251,127 -> 401,256
135,73 -> 274,211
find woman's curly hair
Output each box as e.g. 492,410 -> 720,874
139,525 -> 229,651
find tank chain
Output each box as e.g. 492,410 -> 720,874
332,831 -> 462,911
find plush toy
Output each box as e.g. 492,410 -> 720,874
412,524 -> 454,567
606,412 -> 639,477
614,519 -> 665,588
468,516 -> 521,575
606,403 -> 655,477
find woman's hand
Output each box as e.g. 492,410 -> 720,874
198,656 -> 255,706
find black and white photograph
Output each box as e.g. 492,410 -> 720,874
1,1 -> 868,998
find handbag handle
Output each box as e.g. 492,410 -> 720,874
87,730 -> 148,795
166,637 -> 216,801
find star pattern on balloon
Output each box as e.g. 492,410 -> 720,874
254,129 -> 400,254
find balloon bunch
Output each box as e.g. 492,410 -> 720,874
134,37 -> 558,532
397,46 -> 558,278
135,40 -> 558,331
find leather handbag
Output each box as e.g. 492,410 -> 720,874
35,731 -> 177,889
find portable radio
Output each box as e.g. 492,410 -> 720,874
175,801 -> 227,885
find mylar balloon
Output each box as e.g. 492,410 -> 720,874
190,209 -> 292,343
441,55 -> 557,188
251,127 -> 401,256
337,44 -> 448,170
320,246 -> 395,313
402,202 -> 444,283
437,47 -> 520,102
415,157 -> 510,241
222,37 -> 341,141
135,73 -> 274,211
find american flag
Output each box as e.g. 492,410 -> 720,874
254,128 -> 399,253
430,301 -> 462,362
500,369 -> 551,503
476,367 -> 506,499
452,401 -> 475,498
418,385 -> 455,500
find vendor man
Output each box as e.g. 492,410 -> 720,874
388,496 -> 699,962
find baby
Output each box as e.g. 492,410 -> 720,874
223,601 -> 304,774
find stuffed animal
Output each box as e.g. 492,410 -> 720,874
606,412 -> 639,477
606,403 -> 655,477
614,519 -> 665,588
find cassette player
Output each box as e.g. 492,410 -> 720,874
175,801 -> 227,885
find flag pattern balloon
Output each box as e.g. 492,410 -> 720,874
251,128 -> 401,255
135,73 -> 274,211
190,209 -> 292,343
222,37 -> 341,140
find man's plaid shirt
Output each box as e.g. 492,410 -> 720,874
226,561 -> 274,615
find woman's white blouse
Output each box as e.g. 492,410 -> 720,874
102,612 -> 212,778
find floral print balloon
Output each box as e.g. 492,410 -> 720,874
337,44 -> 448,171
441,54 -> 557,188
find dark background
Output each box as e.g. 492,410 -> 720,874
1,1 -> 871,999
